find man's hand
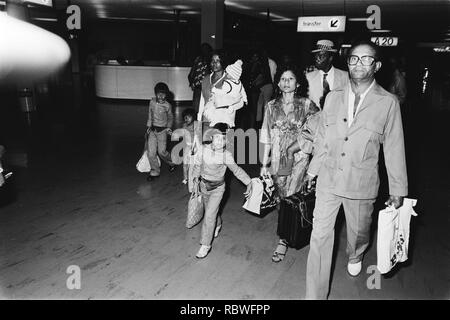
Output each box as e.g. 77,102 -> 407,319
385,195 -> 404,209
166,128 -> 173,135
244,182 -> 253,198
305,173 -> 316,191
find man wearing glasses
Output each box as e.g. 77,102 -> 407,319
304,40 -> 408,299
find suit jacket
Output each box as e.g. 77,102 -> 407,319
306,67 -> 349,108
308,82 -> 408,199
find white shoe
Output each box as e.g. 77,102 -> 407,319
182,179 -> 187,185
196,245 -> 211,259
347,261 -> 362,277
214,224 -> 222,238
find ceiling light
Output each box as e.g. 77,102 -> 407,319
370,29 -> 392,33
180,11 -> 199,15
173,5 -> 191,10
224,1 -> 251,10
148,5 -> 169,10
100,17 -> 188,23
32,17 -> 58,22
259,12 -> 290,20
348,18 -> 368,21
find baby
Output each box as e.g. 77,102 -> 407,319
203,59 -> 248,128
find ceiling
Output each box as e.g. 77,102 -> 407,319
4,0 -> 450,42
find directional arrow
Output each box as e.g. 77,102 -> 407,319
330,20 -> 339,28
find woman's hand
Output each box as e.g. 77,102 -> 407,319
304,173 -> 316,192
260,166 -> 270,176
244,182 -> 253,198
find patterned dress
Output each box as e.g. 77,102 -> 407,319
260,97 -> 321,198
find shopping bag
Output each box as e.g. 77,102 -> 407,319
242,178 -> 264,214
136,150 -> 161,173
136,150 -> 150,172
242,175 -> 277,216
377,198 -> 418,274
186,181 -> 204,228
277,186 -> 315,249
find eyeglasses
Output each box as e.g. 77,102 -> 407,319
347,55 -> 376,66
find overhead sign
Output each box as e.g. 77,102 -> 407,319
297,16 -> 346,32
371,37 -> 398,47
24,0 -> 53,7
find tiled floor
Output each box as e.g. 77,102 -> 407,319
0,97 -> 448,300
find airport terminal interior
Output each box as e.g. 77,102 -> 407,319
0,0 -> 449,300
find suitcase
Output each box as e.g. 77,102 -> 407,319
277,187 -> 315,250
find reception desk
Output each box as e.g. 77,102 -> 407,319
95,65 -> 192,101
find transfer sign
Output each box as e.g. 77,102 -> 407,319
297,16 -> 346,32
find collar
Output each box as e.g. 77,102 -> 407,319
319,66 -> 335,77
349,79 -> 375,99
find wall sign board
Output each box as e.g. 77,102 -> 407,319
297,16 -> 346,32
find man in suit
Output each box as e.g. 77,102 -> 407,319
304,40 -> 408,299
306,40 -> 348,109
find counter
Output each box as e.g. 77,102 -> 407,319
95,65 -> 192,101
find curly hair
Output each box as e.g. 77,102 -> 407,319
273,64 -> 309,99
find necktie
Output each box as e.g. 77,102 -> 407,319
319,73 -> 330,108
353,93 -> 360,117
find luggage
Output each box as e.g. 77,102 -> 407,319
277,186 -> 315,249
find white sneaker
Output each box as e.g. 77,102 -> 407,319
196,245 -> 211,259
347,261 -> 362,277
182,179 -> 187,185
214,224 -> 222,238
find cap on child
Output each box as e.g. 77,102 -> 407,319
226,60 -> 243,80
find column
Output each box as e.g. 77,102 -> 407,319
201,0 -> 224,49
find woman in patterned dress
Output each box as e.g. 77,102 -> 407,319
260,64 -> 321,262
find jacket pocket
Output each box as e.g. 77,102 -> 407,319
364,122 -> 384,135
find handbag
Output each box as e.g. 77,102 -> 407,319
186,180 -> 204,228
377,198 -> 418,274
277,185 -> 315,249
242,174 -> 277,217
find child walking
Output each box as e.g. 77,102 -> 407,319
191,123 -> 253,259
146,82 -> 176,181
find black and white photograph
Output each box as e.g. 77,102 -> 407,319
0,0 -> 449,308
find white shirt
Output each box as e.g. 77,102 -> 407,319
347,80 -> 375,127
319,66 -> 336,92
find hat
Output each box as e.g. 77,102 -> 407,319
226,59 -> 243,80
311,40 -> 338,53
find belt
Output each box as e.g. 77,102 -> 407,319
200,176 -> 225,191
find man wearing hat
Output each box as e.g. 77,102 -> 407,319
306,40 -> 348,109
